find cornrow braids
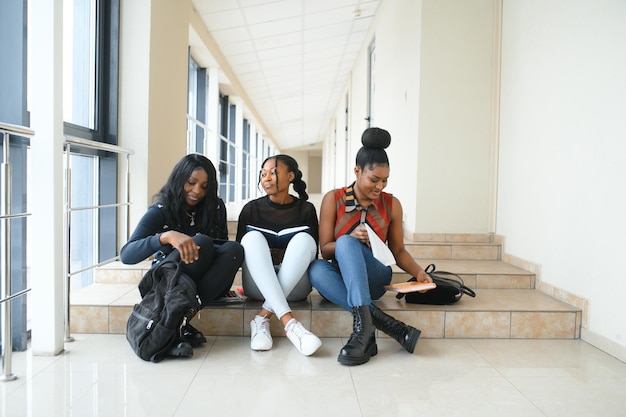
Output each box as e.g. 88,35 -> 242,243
259,154 -> 309,201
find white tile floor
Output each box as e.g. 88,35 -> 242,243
2,334 -> 626,417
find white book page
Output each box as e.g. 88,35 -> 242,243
364,224 -> 396,266
246,225 -> 309,236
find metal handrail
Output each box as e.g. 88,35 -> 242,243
63,136 -> 134,342
1,122 -> 35,382
0,288 -> 31,304
0,122 -> 35,138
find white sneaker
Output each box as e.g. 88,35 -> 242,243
285,319 -> 322,356
250,315 -> 273,351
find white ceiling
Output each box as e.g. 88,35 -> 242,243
191,0 -> 380,151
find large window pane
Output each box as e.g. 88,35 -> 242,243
63,0 -> 97,129
69,154 -> 97,290
241,120 -> 250,200
219,137 -> 228,199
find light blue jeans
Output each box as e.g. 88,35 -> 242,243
241,231 -> 316,319
309,235 -> 392,311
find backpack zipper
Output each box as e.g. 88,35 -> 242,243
133,310 -> 155,330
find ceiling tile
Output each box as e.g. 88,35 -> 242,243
242,0 -> 303,25
193,0 -> 380,150
210,26 -> 251,44
192,0 -> 238,15
248,17 -> 302,38
202,9 -> 246,31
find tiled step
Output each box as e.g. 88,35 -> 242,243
390,259 -> 535,289
69,285 -> 581,340
404,233 -> 500,261
94,259 -> 535,290
72,257 -> 579,340
74,233 -> 577,340
94,260 -> 152,284
95,259 -> 535,289
93,233 -> 504,285
404,242 -> 500,261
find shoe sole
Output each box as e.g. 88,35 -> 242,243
337,345 -> 378,366
251,345 -> 272,351
184,336 -> 207,348
295,339 -> 322,356
404,328 -> 421,354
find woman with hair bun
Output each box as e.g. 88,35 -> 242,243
309,127 -> 432,366
236,154 -> 322,356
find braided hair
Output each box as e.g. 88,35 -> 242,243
153,153 -> 221,235
355,127 -> 391,170
259,154 -> 309,201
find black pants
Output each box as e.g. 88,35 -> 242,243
163,234 -> 244,306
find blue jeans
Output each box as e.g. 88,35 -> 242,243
309,235 -> 392,311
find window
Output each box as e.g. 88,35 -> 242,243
68,154 -> 98,290
63,0 -> 118,143
367,39 -> 376,127
62,0 -> 120,288
187,55 -> 208,154
218,95 -> 237,202
252,131 -> 260,198
63,0 -> 97,129
241,119 -> 250,200
228,104 -> 236,203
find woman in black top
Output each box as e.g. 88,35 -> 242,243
236,154 -> 321,356
121,154 -> 243,356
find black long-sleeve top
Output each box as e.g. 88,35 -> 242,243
120,200 -> 228,265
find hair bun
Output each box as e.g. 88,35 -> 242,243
361,127 -> 391,149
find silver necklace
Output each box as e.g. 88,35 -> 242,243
186,211 -> 196,226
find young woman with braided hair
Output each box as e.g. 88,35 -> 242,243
236,154 -> 322,356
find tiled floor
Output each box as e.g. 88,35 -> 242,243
1,334 -> 625,417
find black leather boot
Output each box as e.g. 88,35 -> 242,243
166,340 -> 193,358
181,323 -> 207,347
370,304 -> 421,353
338,306 -> 378,366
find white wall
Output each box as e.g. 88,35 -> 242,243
119,0 -> 191,234
415,0 -> 498,233
322,0 -> 499,235
498,0 -> 626,358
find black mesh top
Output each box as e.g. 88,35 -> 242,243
235,195 -> 319,249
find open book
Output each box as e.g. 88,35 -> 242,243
385,281 -> 437,293
245,225 -> 310,249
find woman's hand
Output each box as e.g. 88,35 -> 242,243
350,224 -> 370,246
160,231 -> 199,264
415,269 -> 432,283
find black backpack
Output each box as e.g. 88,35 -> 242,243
126,260 -> 201,362
396,263 -> 476,305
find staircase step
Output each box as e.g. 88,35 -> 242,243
390,259 -> 535,289
96,259 -> 533,289
69,285 -> 580,339
94,260 -> 152,284
77,235 -> 578,340
404,241 -> 500,261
